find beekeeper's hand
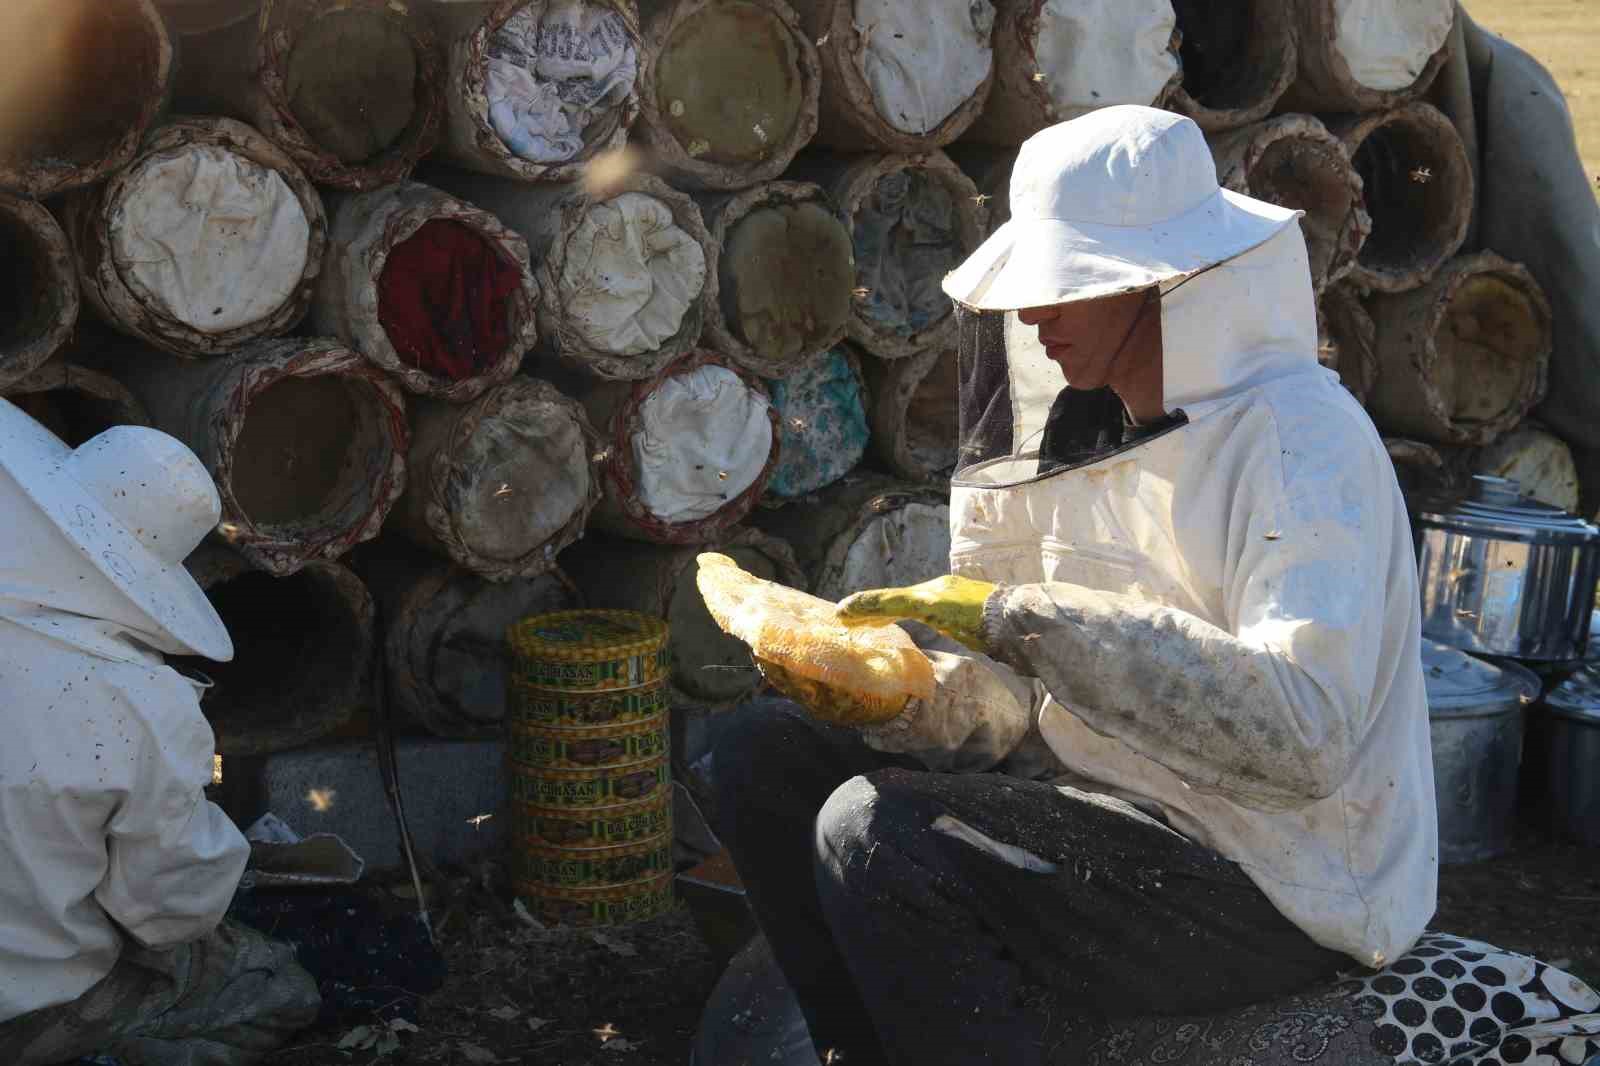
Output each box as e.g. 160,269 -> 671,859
752,655 -> 909,728
836,575 -> 998,652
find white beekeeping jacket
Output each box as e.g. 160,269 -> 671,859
865,227 -> 1437,968
0,451 -> 248,1023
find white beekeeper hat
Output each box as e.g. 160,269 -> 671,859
943,105 -> 1303,311
0,398 -> 233,661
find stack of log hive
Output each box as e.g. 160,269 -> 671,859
0,0 -> 1571,806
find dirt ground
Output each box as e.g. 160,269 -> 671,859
1470,0 -> 1600,183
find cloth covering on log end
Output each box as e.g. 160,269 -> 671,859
763,346 -> 870,501
1282,0 -> 1455,113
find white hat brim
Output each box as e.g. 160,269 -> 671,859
0,400 -> 233,662
943,187 -> 1304,311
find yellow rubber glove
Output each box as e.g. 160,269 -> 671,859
835,575 -> 998,652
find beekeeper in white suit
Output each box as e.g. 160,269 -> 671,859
0,399 -> 319,1065
709,105 -> 1435,1066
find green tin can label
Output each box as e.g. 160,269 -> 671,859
509,758 -> 670,809
508,683 -> 670,729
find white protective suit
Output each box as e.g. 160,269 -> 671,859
864,225 -> 1437,969
0,410 -> 248,1023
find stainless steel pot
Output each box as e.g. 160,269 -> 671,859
1423,639 -> 1540,864
1525,663 -> 1600,846
1413,475 -> 1600,662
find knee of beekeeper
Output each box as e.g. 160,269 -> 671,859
813,769 -> 935,880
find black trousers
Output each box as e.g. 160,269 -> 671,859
710,700 -> 1349,1066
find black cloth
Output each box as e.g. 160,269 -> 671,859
710,700 -> 1348,1066
1037,386 -> 1184,473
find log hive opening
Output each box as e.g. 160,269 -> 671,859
1317,284 -> 1378,406
396,377 -> 602,581
315,181 -> 539,401
0,194 -> 79,389
969,0 -> 1179,147
285,8 -> 419,165
1,362 -> 150,448
903,349 -> 960,476
702,182 -> 854,376
636,0 -> 820,189
434,0 -> 641,182
1283,0 -> 1453,114
764,346 -> 869,501
1167,0 -> 1295,131
1368,253 -> 1551,448
753,475 -> 951,600
0,0 -> 171,198
809,152 -> 985,361
153,0 -> 259,35
231,375 -> 373,528
61,118 -> 327,358
1335,104 -> 1472,294
177,548 -> 373,756
581,352 -> 779,543
1209,116 -> 1369,295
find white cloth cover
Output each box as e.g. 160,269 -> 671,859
1032,0 -> 1179,120
0,466 -> 247,1022
855,0 -> 996,135
558,191 -> 706,357
836,502 -> 951,598
1333,0 -> 1454,92
875,227 -> 1437,969
485,1 -> 638,164
111,146 -> 311,334
632,365 -> 771,524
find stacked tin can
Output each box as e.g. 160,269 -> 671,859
506,610 -> 676,927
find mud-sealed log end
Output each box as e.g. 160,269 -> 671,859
1333,103 -> 1473,294
1167,0 -> 1296,131
0,195 -> 80,391
1369,253 -> 1552,448
435,0 -> 643,183
635,0 -> 821,190
179,547 -> 374,757
0,0 -> 173,199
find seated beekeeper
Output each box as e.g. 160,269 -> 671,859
0,398 -> 320,1065
710,105 -> 1435,1066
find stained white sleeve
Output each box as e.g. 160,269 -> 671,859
96,673 -> 248,949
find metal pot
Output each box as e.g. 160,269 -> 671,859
1524,663 -> 1600,846
1413,475 -> 1600,662
1423,639 -> 1540,864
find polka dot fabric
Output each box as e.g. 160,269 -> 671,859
1348,934 -> 1600,1065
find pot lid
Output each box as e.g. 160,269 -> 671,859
1423,638 -> 1540,718
1412,476 -> 1600,545
1543,663 -> 1600,723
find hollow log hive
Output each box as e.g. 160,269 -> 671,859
0,0 -> 1582,806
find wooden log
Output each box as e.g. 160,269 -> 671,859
170,0 -> 443,191
1384,437 -> 1456,498
786,0 -> 994,152
1165,0 -> 1296,132
946,145 -> 1016,235
763,345 -> 870,502
563,527 -> 804,709
1473,424 -> 1581,514
1367,252 -> 1551,448
60,117 -> 326,359
0,193 -> 79,391
798,151 -> 986,362
1317,283 -> 1378,406
1327,103 -> 1473,294
1208,114 -> 1370,295
92,336 -> 409,575
433,167 -> 713,381
153,0 -> 259,35
1279,0 -> 1454,115
312,180 -> 540,401
355,542 -> 577,738
430,0 -> 642,183
576,350 -> 779,544
632,0 -> 821,190
965,0 -> 1180,147
176,543 -> 373,756
696,181 -> 854,377
752,473 -> 950,600
864,345 -> 958,484
393,376 -> 602,581
0,0 -> 173,199
1,359 -> 151,447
